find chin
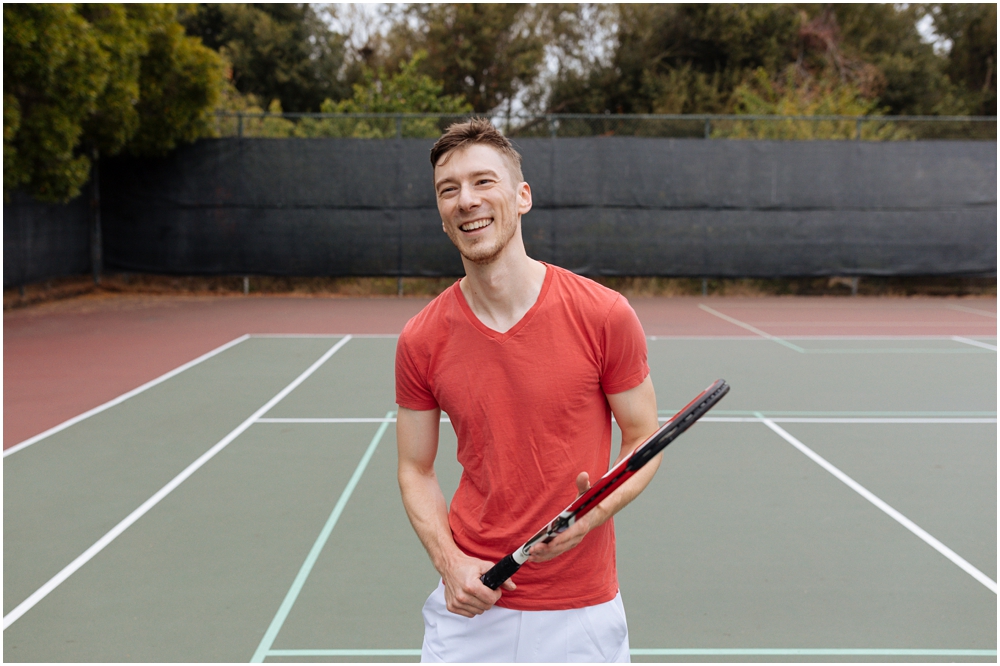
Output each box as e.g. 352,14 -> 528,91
459,240 -> 505,265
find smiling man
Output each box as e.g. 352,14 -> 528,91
395,118 -> 661,662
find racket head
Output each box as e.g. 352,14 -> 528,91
561,379 -> 729,518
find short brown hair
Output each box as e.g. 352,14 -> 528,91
429,117 -> 524,182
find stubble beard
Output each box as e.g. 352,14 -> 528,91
448,214 -> 518,266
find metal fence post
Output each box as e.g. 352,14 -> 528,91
237,113 -> 243,139
704,117 -> 711,139
548,115 -> 557,139
856,117 -> 862,141
90,148 -> 102,285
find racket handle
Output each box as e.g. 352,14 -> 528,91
480,554 -> 522,590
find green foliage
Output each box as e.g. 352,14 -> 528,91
382,4 -> 549,113
544,3 -> 981,120
827,4 -> 966,116
924,4 -> 997,115
328,53 -> 471,115
4,4 -> 108,201
179,4 -> 349,112
549,4 -> 801,114
129,16 -> 224,154
715,67 -> 907,140
236,53 -> 472,139
4,4 -> 223,202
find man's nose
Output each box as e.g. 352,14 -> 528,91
457,184 -> 480,210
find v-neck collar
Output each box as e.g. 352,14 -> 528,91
453,263 -> 553,343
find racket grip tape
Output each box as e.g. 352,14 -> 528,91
480,554 -> 522,590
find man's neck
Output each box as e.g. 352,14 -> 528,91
459,236 -> 547,335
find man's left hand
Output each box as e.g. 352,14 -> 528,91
526,472 -> 596,563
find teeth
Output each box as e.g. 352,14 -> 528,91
461,218 -> 492,231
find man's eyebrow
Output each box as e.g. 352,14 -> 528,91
434,169 -> 501,190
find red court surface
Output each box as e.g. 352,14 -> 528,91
4,293 -> 996,449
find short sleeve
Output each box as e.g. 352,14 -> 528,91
599,295 -> 649,395
395,332 -> 440,411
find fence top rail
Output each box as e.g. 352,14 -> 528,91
215,111 -> 997,123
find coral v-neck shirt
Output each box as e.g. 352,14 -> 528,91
395,263 -> 649,610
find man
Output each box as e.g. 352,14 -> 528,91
395,118 -> 661,662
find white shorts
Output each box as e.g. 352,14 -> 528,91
420,581 -> 630,663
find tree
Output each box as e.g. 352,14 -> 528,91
382,4 -> 550,113
4,4 -> 223,202
923,3 -> 997,115
717,66 -> 907,140
228,52 -> 472,139
5,4 -> 109,201
543,4 -> 971,118
179,4 -> 350,112
828,4 -> 966,116
547,4 -> 801,114
309,53 -> 472,139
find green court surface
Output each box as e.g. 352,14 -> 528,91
4,334 -> 997,662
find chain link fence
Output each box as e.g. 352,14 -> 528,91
212,112 -> 997,141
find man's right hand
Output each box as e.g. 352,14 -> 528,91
441,552 -> 516,617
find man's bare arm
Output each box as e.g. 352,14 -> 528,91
396,406 -> 514,617
527,374 -> 661,562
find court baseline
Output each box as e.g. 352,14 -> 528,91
756,413 -> 997,594
2,335 -> 353,631
258,414 -> 994,661
251,412 -> 395,663
3,334 -> 251,458
262,648 -> 997,658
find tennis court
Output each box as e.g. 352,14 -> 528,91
3,296 -> 996,662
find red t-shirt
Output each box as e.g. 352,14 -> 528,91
395,263 -> 649,611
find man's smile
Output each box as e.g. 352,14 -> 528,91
460,217 -> 493,233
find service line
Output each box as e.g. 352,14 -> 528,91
4,334 -> 251,458
257,416 -> 996,425
946,304 -> 997,319
952,336 -> 998,351
251,411 -> 395,663
756,412 -> 997,594
2,335 -> 353,631
262,648 -> 996,658
697,305 -> 806,352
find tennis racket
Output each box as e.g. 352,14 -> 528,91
480,378 -> 730,590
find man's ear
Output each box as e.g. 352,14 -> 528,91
517,182 -> 533,215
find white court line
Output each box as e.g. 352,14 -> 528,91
952,336 -> 998,351
4,335 -> 251,458
647,335 -> 762,341
753,417 -> 995,424
666,417 -> 997,424
697,305 -> 806,352
1,335 -> 353,631
756,413 -> 997,595
263,648 -> 997,658
251,411 -> 394,663
259,416 -> 996,425
251,333 -> 398,339
780,335 -> 996,341
946,304 -> 997,318
258,417 -> 393,424
257,416 -> 454,424
650,335 -> 997,341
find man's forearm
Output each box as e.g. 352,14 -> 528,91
398,464 -> 463,575
586,451 -> 661,530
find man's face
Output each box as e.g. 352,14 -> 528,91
433,143 -> 532,266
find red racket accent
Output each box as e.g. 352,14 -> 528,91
480,379 -> 730,590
